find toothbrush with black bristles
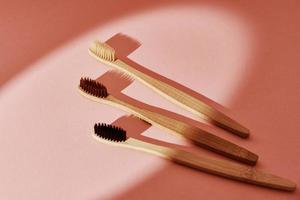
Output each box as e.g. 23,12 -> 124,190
78,77 -> 258,165
93,123 -> 296,191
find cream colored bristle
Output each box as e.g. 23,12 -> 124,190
91,40 -> 116,62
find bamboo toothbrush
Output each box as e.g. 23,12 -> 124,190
88,40 -> 249,138
93,123 -> 296,191
78,77 -> 258,165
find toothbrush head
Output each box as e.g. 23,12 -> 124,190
79,77 -> 108,98
90,40 -> 116,62
94,123 -> 127,142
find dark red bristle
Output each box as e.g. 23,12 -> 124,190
79,77 -> 108,98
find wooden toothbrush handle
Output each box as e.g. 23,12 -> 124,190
108,96 -> 258,165
114,59 -> 249,138
185,130 -> 258,165
127,138 -> 295,191
171,149 -> 296,191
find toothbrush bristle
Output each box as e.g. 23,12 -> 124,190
94,123 -> 127,142
79,77 -> 108,98
90,40 -> 116,62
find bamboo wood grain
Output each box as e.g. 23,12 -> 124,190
89,46 -> 249,138
78,88 -> 258,165
93,135 -> 296,192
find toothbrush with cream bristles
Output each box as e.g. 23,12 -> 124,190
88,40 -> 250,138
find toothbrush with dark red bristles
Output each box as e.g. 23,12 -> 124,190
78,77 -> 258,165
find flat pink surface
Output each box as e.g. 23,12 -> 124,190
1,1 -> 300,199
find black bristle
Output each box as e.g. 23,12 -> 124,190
79,77 -> 108,98
94,123 -> 127,142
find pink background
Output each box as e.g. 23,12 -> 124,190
1,1 -> 300,199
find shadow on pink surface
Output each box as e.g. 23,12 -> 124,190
111,115 -> 190,151
105,33 -> 249,138
94,69 -> 258,165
